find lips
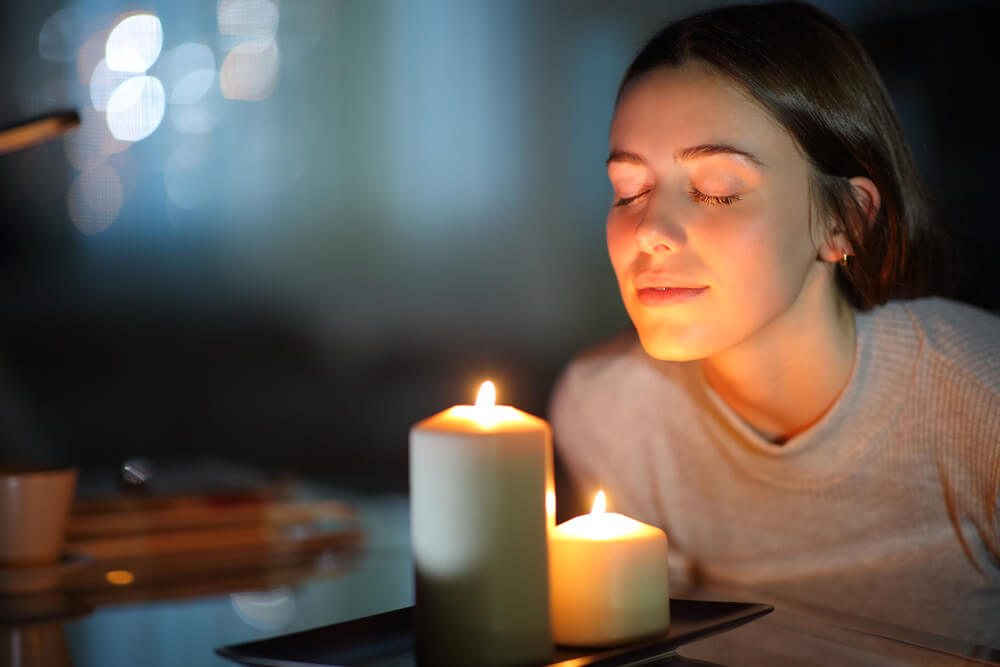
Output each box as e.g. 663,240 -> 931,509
634,272 -> 706,290
636,285 -> 708,306
633,271 -> 708,306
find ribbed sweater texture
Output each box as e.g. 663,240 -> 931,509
550,297 -> 1000,646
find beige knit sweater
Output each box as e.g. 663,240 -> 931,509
550,297 -> 1000,647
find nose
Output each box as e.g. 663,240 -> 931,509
635,201 -> 685,254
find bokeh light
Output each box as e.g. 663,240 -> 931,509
105,13 -> 163,73
67,164 -> 124,235
65,13 -> 168,232
217,0 -> 281,101
106,76 -> 166,141
217,0 -> 279,38
39,7 -> 87,63
165,43 -> 215,83
220,39 -> 280,101
163,43 -> 219,135
171,70 -> 216,106
105,570 -> 135,585
77,29 -> 110,86
164,43 -> 216,105
230,587 -> 296,631
89,58 -> 132,111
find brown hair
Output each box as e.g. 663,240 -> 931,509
618,1 -> 955,309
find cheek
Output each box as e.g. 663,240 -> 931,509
703,188 -> 815,303
605,214 -> 634,279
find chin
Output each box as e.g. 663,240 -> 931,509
625,300 -> 722,361
634,327 -> 714,362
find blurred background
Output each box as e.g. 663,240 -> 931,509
1,0 -> 997,497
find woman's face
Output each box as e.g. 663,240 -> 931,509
606,64 -> 828,361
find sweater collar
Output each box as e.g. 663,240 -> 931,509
693,302 -> 920,487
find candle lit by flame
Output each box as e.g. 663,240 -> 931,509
446,379 -> 532,429
591,490 -> 607,514
411,377 -> 555,663
548,490 -> 669,646
476,380 -> 497,408
555,490 -> 660,541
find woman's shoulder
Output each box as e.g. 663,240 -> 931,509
898,295 -> 1000,328
549,329 -> 643,413
556,328 -> 644,382
881,297 -> 1000,395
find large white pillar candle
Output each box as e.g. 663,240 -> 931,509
410,381 -> 554,666
549,491 -> 670,647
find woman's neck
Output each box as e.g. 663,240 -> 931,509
699,267 -> 856,443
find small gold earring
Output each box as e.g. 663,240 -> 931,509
840,251 -> 849,267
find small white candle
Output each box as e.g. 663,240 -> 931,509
410,381 -> 554,666
549,491 -> 670,647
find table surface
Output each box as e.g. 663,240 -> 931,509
2,481 -> 998,667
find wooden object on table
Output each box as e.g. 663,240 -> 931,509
60,492 -> 362,606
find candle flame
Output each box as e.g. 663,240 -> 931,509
591,490 -> 606,514
475,380 -> 496,408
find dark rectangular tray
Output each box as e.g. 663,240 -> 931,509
216,598 -> 773,666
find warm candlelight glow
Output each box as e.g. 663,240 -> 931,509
411,377 -> 554,664
591,490 -> 607,514
476,380 -> 497,408
441,380 -> 533,430
555,492 -> 662,542
472,380 -> 501,427
105,569 -> 135,585
549,489 -> 670,646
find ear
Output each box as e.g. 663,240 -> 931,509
817,176 -> 881,263
848,176 -> 880,229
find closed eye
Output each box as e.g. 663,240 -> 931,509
613,189 -> 650,207
688,186 -> 741,206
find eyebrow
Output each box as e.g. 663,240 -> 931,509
606,144 -> 766,167
605,150 -> 646,166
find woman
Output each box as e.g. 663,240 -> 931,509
550,1 -> 1000,645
